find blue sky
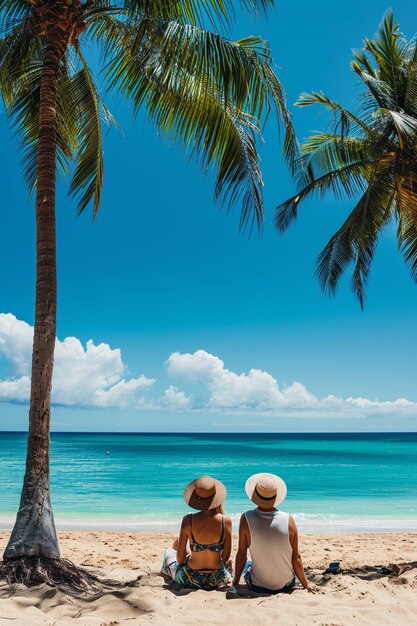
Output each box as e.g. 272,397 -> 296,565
1,1 -> 417,432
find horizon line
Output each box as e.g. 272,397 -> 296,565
1,430 -> 416,435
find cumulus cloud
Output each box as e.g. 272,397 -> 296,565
136,385 -> 192,412
166,350 -> 316,411
1,313 -> 416,419
0,313 -> 154,408
166,349 -> 417,419
159,385 -> 192,410
0,314 -> 33,376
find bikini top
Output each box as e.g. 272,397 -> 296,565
189,514 -> 225,552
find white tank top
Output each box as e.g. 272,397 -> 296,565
245,509 -> 294,590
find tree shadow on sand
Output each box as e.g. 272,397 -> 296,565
0,558 -> 156,621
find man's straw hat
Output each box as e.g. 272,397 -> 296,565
183,475 -> 227,511
245,472 -> 287,507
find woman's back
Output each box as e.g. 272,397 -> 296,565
186,510 -> 231,570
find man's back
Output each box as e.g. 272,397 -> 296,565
245,508 -> 294,590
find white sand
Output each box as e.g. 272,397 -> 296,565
0,531 -> 416,625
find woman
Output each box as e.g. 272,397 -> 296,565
162,475 -> 232,590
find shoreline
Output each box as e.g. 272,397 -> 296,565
0,530 -> 416,624
1,514 -> 417,534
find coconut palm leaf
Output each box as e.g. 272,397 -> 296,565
277,10 -> 417,304
107,14 -> 295,228
68,48 -> 117,215
0,0 -> 30,28
123,0 -> 275,28
275,134 -> 372,231
316,161 -> 395,306
3,49 -> 75,194
115,47 -> 264,229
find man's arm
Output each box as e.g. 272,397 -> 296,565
232,514 -> 250,587
288,515 -> 312,591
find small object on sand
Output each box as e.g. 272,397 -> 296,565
326,561 -> 341,574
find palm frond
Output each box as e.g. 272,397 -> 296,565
68,48 -> 117,215
297,91 -> 374,137
6,58 -> 74,194
351,49 -> 378,78
122,0 -> 275,28
279,12 -> 417,305
107,16 -> 295,229
354,70 -> 396,110
115,19 -> 296,167
316,160 -> 395,306
363,10 -> 407,103
396,171 -> 417,280
109,35 -> 265,230
0,0 -> 30,32
85,10 -> 129,59
275,162 -> 370,233
377,108 -> 417,150
404,40 -> 417,116
0,17 -> 39,107
275,134 -> 373,232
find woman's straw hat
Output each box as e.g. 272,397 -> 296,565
245,473 -> 287,507
183,475 -> 227,511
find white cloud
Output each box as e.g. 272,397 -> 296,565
0,313 -> 155,408
166,349 -> 417,419
159,385 -> 192,410
135,385 -> 192,412
0,376 -> 31,403
166,349 -> 316,411
1,314 -> 416,420
0,314 -> 33,376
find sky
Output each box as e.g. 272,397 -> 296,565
1,1 -> 417,432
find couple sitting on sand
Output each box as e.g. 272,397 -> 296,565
162,472 -> 311,594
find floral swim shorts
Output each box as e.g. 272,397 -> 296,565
162,549 -> 231,590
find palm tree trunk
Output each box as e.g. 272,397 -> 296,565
3,31 -> 66,560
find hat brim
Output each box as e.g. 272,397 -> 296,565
245,473 -> 287,507
184,478 -> 227,511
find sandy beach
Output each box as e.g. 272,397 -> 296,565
0,530 -> 416,625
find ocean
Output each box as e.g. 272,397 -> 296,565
1,432 -> 416,534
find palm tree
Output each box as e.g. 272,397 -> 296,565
276,11 -> 417,307
0,0 -> 296,567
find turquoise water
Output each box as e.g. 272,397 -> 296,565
1,432 -> 416,533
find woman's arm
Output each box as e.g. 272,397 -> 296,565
232,514 -> 249,587
288,515 -> 312,591
221,516 -> 233,563
176,515 -> 191,565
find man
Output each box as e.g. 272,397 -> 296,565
232,472 -> 312,594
